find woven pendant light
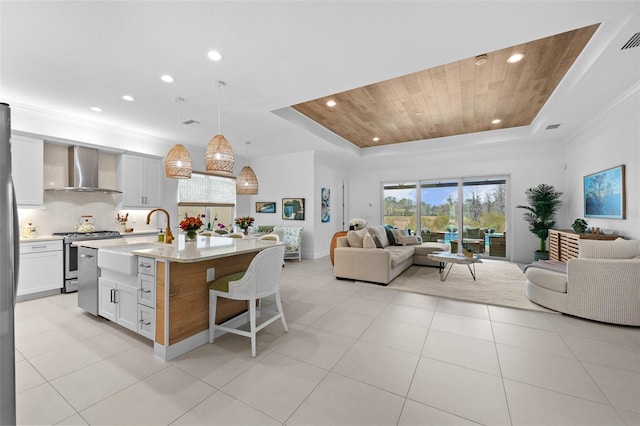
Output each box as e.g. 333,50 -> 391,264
205,81 -> 234,175
165,98 -> 192,179
237,141 -> 258,194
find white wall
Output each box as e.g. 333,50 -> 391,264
564,88 -> 640,239
347,141 -> 568,263
314,152 -> 349,258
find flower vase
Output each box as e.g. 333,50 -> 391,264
243,228 -> 249,236
186,230 -> 197,241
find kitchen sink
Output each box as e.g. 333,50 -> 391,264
97,243 -> 163,275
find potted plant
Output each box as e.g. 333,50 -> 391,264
571,218 -> 588,234
517,184 -> 563,261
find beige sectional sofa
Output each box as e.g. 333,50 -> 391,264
333,225 -> 448,285
525,238 -> 640,326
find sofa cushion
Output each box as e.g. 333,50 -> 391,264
368,226 -> 389,247
579,238 -> 640,259
347,229 -> 368,248
390,228 -> 408,243
372,235 -> 384,248
362,233 -> 377,249
385,246 -> 415,268
413,242 -> 449,256
525,267 -> 567,293
397,235 -> 422,245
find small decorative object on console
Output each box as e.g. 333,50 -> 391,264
349,218 -> 367,230
571,218 -> 588,234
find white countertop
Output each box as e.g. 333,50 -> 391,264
73,235 -> 283,263
20,235 -> 64,243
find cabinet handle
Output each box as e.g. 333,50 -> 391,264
138,288 -> 151,294
114,289 -> 119,304
80,254 -> 94,259
139,262 -> 151,268
110,288 -> 114,303
31,246 -> 47,249
139,319 -> 151,326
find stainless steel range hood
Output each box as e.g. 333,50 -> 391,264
45,145 -> 122,193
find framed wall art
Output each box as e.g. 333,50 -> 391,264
584,164 -> 626,219
282,198 -> 305,220
255,201 -> 276,214
321,188 -> 330,222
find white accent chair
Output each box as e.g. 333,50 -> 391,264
273,226 -> 303,261
208,245 -> 288,357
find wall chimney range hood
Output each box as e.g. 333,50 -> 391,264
45,145 -> 122,193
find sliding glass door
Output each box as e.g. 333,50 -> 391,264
383,176 -> 508,258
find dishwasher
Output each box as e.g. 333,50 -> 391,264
78,246 -> 99,315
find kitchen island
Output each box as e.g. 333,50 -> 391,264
75,235 -> 283,360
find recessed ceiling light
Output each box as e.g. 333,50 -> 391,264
326,100 -> 336,107
506,53 -> 525,63
122,95 -> 134,102
161,74 -> 174,83
475,54 -> 488,66
372,137 -> 380,142
207,50 -> 222,61
90,106 -> 102,112
491,118 -> 501,124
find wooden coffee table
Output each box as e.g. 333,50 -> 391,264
427,251 -> 483,282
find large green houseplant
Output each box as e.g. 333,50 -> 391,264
517,184 -> 563,261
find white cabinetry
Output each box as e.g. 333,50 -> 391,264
136,256 -> 156,339
11,135 -> 44,206
98,272 -> 138,332
18,240 -> 63,298
117,154 -> 162,208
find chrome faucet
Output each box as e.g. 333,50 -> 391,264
146,208 -> 174,244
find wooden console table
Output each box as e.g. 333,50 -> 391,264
548,229 -> 618,262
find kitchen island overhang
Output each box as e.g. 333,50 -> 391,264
74,235 -> 285,360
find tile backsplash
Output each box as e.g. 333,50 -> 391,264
18,191 -> 158,237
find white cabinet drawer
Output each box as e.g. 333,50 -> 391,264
137,256 -> 155,276
137,304 -> 155,340
20,240 -> 62,254
137,273 -> 156,308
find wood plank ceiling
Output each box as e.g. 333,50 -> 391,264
292,23 -> 600,148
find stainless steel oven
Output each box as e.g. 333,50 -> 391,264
53,231 -> 121,293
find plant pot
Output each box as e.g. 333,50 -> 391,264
534,250 -> 549,261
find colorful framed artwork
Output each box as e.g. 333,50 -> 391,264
321,188 -> 330,222
282,198 -> 305,220
255,201 -> 276,213
584,164 -> 626,219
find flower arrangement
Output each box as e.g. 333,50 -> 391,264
180,214 -> 205,239
349,218 -> 366,230
234,216 -> 255,231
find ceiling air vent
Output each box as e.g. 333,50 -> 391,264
621,32 -> 640,50
182,119 -> 200,126
546,124 -> 561,130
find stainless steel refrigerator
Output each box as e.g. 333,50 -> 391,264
0,102 -> 19,425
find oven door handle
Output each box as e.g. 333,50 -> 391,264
79,254 -> 94,259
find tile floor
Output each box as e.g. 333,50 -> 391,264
14,257 -> 640,425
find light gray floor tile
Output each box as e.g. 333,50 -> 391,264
286,372 -> 404,426
616,408 -> 640,426
436,298 -> 490,319
55,413 -> 88,425
361,318 -> 429,354
563,334 -> 640,373
275,326 -> 356,370
15,359 -> 46,393
335,294 -> 389,317
549,314 -> 639,347
492,321 -> 575,358
281,300 -> 332,326
504,379 -> 625,426
497,343 -> 608,403
80,366 -> 215,425
422,329 -> 500,376
488,305 -> 556,330
408,357 -> 510,425
333,339 -> 420,396
172,391 -> 281,425
16,319 -> 109,358
391,291 -> 440,310
431,311 -> 494,341
378,303 -> 435,328
355,284 -> 401,302
16,383 -> 76,426
222,351 -> 327,422
398,399 -> 480,426
309,308 -> 374,338
582,362 -> 640,413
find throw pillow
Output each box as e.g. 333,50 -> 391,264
397,235 -> 422,245
372,235 -> 384,248
384,226 -> 397,246
391,228 -> 408,244
346,229 -> 368,248
362,233 -> 376,249
367,226 -> 389,247
579,238 -> 640,259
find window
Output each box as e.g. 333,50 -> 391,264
383,182 -> 417,231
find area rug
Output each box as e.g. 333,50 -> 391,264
386,260 -> 555,313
